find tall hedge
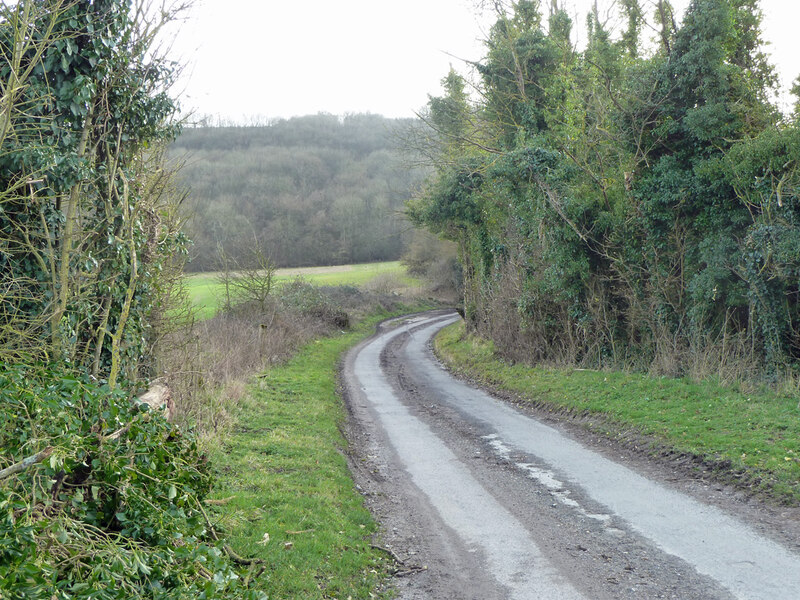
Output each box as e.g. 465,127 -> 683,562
0,3 -> 264,597
410,0 -> 800,376
0,0 -> 186,386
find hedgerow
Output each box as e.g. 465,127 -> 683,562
0,3 -> 265,597
409,0 -> 800,381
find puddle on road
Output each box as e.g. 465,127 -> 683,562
483,434 -> 612,525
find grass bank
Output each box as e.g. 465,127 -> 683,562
186,261 -> 419,320
205,306 -> 430,599
435,322 -> 800,504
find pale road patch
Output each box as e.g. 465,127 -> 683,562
274,264 -> 353,276
397,315 -> 800,600
354,317 -> 587,600
483,433 -> 612,525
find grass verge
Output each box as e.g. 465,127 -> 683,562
435,322 -> 800,504
205,306 -> 431,599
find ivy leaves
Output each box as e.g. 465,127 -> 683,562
0,0 -> 185,377
0,363 -> 265,599
413,0 -> 800,373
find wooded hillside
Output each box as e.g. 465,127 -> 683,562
173,115 -> 426,272
409,0 -> 800,379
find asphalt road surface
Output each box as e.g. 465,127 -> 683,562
341,311 -> 800,600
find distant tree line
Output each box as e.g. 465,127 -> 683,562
173,114 -> 426,272
409,0 -> 800,379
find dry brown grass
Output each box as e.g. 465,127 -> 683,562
362,272 -> 403,295
466,255 -> 777,389
159,300 -> 337,442
155,281 -> 436,447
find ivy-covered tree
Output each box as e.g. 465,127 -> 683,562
411,0 -> 797,377
0,0 -> 188,387
630,0 -> 782,365
1,4 -> 271,598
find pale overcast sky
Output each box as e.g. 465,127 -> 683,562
172,0 -> 800,122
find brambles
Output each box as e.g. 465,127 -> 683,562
277,278 -> 350,328
0,2 -> 267,596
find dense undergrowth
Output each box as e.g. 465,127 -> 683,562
435,322 -> 800,504
0,2 -> 259,596
0,276 -> 439,598
0,364 -> 264,599
409,0 -> 800,384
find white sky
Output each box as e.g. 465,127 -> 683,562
172,0 -> 799,122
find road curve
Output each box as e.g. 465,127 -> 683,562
341,311 -> 800,600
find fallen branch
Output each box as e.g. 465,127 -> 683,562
197,499 -> 265,566
371,543 -> 427,577
222,542 -> 265,566
0,447 -> 53,481
204,495 -> 235,506
243,563 -> 267,588
370,543 -> 405,565
103,422 -> 133,442
395,566 -> 428,577
101,383 -> 174,442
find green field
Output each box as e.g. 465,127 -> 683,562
185,261 -> 417,320
435,322 -> 800,504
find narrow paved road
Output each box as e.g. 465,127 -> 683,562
341,311 -> 800,600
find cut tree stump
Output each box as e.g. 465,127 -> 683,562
136,381 -> 174,421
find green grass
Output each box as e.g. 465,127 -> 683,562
435,322 -> 800,503
206,305 -> 432,599
185,261 -> 418,320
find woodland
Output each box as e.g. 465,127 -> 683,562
409,0 -> 800,382
173,114 -> 426,272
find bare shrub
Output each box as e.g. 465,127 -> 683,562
684,310 -> 763,386
215,238 -> 276,310
279,278 -> 351,328
477,256 -> 585,368
195,300 -> 334,382
425,255 -> 462,300
316,284 -> 406,317
363,272 -> 403,295
402,229 -> 462,301
159,282 -> 357,444
402,229 -> 446,275
647,314 -> 686,378
155,271 -> 440,447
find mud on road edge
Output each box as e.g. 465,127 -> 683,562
336,310 -> 460,596
428,321 -> 800,555
338,312 -> 800,590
